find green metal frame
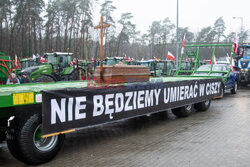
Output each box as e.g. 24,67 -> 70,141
174,44 -> 234,83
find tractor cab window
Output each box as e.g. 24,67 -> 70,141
46,55 -> 57,65
30,60 -> 36,67
67,56 -> 71,64
243,48 -> 250,58
58,55 -> 69,68
21,61 -> 29,69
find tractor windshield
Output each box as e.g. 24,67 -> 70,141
21,61 -> 29,69
196,64 -> 228,72
243,48 -> 250,58
46,55 -> 57,65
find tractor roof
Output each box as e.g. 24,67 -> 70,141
45,52 -> 73,56
106,57 -> 124,60
240,45 -> 250,48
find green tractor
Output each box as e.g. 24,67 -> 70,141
20,52 -> 77,83
14,57 -> 39,75
20,58 -> 37,69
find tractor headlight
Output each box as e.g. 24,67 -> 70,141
247,62 -> 250,69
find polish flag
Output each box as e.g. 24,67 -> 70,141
167,51 -> 175,61
181,34 -> 186,55
227,53 -> 235,72
40,57 -> 45,63
234,34 -> 238,53
15,54 -> 18,68
186,56 -> 191,61
210,56 -> 217,65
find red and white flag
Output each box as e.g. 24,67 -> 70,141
227,53 -> 235,72
15,54 -> 18,68
210,55 -> 217,65
181,34 -> 186,55
167,51 -> 175,61
234,33 -> 238,53
40,57 -> 45,63
186,56 -> 191,61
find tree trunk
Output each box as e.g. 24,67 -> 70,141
64,17 -> 69,51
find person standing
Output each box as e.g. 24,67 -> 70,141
6,73 -> 20,84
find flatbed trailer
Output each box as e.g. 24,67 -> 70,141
0,77 -> 221,165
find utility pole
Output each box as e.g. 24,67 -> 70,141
232,17 -> 243,43
176,0 -> 179,69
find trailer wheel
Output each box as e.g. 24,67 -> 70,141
218,84 -> 225,99
172,104 -> 193,117
0,119 -> 7,142
194,100 -> 211,112
7,120 -> 26,162
231,81 -> 237,94
34,75 -> 55,83
7,114 -> 65,165
0,131 -> 5,142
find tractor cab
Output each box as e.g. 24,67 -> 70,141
20,58 -> 37,70
20,52 -> 75,83
104,57 -> 124,65
44,52 -> 72,73
237,45 -> 250,85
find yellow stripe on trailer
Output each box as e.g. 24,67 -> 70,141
13,92 -> 34,105
41,129 -> 76,138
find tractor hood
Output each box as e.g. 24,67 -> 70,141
21,66 -> 39,74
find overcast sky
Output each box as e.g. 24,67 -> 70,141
44,0 -> 250,36
92,0 -> 250,35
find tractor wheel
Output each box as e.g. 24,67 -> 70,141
7,114 -> 65,165
217,84 -> 225,99
0,118 -> 7,142
172,104 -> 194,117
231,81 -> 237,94
194,100 -> 211,112
34,75 -> 55,83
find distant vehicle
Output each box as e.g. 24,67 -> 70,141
138,60 -> 175,77
236,45 -> 250,86
175,44 -> 239,97
20,52 -> 77,83
104,57 -> 125,65
193,64 -> 239,96
20,58 -> 37,69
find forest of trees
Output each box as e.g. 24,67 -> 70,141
0,0 -> 249,60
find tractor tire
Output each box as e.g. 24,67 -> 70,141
231,81 -> 237,94
0,132 -> 5,142
194,100 -> 211,112
172,104 -> 193,117
7,118 -> 26,162
0,118 -> 7,142
217,84 -> 225,99
34,75 -> 55,83
7,114 -> 65,165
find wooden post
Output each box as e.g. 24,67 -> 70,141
94,16 -> 110,81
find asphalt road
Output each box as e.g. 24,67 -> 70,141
0,87 -> 250,167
